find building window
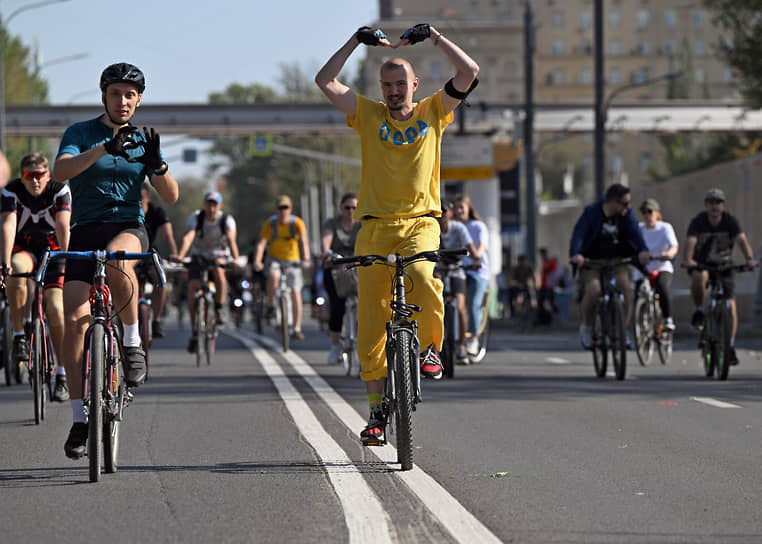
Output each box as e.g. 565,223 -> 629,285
552,40 -> 564,56
636,9 -> 649,29
639,153 -> 651,172
637,39 -> 650,56
552,10 -> 564,27
580,67 -> 593,86
608,10 -> 621,27
609,154 -> 623,173
695,67 -> 706,83
549,68 -> 566,86
695,39 -> 705,56
633,67 -> 649,84
664,39 -> 677,56
579,38 -> 593,56
608,67 -> 621,85
580,10 -> 591,30
608,39 -> 621,56
693,9 -> 705,27
665,9 -> 676,27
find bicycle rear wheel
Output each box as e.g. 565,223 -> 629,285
195,294 -> 206,368
592,308 -> 607,378
279,294 -> 289,352
716,302 -> 733,381
88,323 -> 105,482
103,339 -> 123,474
633,297 -> 654,366
611,298 -> 627,380
394,329 -> 414,471
2,305 -> 13,386
31,319 -> 44,424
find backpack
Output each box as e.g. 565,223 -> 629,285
195,210 -> 229,239
268,214 -> 296,242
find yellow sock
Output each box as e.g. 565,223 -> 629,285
368,393 -> 382,414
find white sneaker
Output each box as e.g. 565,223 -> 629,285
455,344 -> 469,364
579,325 -> 593,350
327,344 -> 341,365
465,336 -> 479,356
664,317 -> 676,332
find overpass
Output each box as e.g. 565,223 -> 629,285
5,101 -> 762,138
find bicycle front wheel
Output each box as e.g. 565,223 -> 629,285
441,306 -> 455,379
279,294 -> 289,352
611,298 -> 627,380
103,338 -> 123,474
31,319 -> 44,424
394,329 -> 415,471
592,308 -> 607,378
195,294 -> 206,368
88,323 -> 105,482
633,297 -> 654,366
716,302 -> 733,381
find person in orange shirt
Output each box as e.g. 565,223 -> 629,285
253,195 -> 311,341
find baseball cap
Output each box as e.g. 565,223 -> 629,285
640,198 -> 660,212
204,191 -> 223,204
276,195 -> 293,208
705,188 -> 726,202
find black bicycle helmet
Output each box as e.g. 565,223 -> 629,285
99,62 -> 145,93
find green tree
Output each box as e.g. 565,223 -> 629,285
704,0 -> 762,107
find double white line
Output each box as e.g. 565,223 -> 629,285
229,329 -> 502,544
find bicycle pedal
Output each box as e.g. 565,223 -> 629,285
362,437 -> 386,447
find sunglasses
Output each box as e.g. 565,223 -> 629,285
278,205 -> 290,210
619,200 -> 631,208
641,209 -> 654,214
22,171 -> 47,181
343,205 -> 356,210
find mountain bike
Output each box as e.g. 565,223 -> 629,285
691,262 -> 753,380
37,249 -> 165,482
632,266 -> 673,366
580,257 -> 632,380
438,260 -> 466,378
332,248 -> 466,471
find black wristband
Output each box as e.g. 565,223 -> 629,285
154,162 -> 168,176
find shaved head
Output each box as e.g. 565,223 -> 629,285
380,58 -> 415,79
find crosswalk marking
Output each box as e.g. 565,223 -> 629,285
546,357 -> 570,364
690,397 -> 742,409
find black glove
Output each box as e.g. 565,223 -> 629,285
356,26 -> 387,46
104,126 -> 139,159
127,127 -> 164,170
400,23 -> 430,45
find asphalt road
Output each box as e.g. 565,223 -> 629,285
1,313 -> 761,544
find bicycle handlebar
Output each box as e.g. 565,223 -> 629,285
332,248 -> 468,268
683,262 -> 755,274
36,250 -> 166,287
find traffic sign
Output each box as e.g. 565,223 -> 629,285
249,135 -> 272,156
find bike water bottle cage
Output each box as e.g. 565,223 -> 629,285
444,77 -> 479,106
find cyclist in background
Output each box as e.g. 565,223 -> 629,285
453,194 -> 488,357
1,152 -> 70,400
637,198 -> 679,331
321,192 -> 361,363
175,191 -> 239,353
316,22 -> 479,442
437,200 -> 478,363
509,254 -> 537,322
54,62 -> 178,459
569,183 -> 649,349
140,183 -> 179,338
252,195 -> 311,342
683,188 -> 757,365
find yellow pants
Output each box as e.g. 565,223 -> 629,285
355,216 -> 443,381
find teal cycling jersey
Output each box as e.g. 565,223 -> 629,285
56,117 -> 162,226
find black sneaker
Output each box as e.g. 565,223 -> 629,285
264,305 -> 275,320
420,344 -> 443,379
728,346 -> 739,366
152,319 -> 165,339
53,375 -> 70,402
291,329 -> 305,341
360,411 -> 386,446
215,308 -> 227,326
12,335 -> 29,361
691,309 -> 705,330
122,346 -> 146,387
64,422 -> 88,459
187,335 -> 198,354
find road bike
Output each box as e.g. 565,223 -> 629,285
333,248 -> 465,471
632,267 -> 673,366
1,278 -> 16,386
250,269 -> 266,335
188,256 -> 222,367
38,249 -> 165,482
580,257 -> 632,381
691,263 -> 753,380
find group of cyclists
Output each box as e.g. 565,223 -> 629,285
570,182 -> 757,365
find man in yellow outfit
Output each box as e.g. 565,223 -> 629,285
316,23 -> 479,443
253,195 -> 311,341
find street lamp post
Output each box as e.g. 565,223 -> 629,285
593,71 -> 683,196
0,0 -> 71,149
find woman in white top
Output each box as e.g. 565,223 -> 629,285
638,198 -> 679,330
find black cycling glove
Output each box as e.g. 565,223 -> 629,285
127,127 -> 164,170
400,23 -> 430,45
356,26 -> 387,46
103,125 -> 139,159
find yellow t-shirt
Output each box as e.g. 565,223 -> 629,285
259,215 -> 306,261
347,91 -> 453,219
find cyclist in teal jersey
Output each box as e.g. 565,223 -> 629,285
54,63 -> 178,460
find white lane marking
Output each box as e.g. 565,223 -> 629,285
229,332 -> 394,544
690,397 -> 742,409
250,331 -> 503,544
546,356 -> 570,364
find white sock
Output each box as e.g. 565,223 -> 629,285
56,366 -> 66,376
122,322 -> 141,347
13,330 -> 24,337
71,399 -> 87,423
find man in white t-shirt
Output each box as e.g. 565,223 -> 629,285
637,198 -> 679,330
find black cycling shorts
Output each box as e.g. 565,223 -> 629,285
12,247 -> 65,289
64,222 -> 149,284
